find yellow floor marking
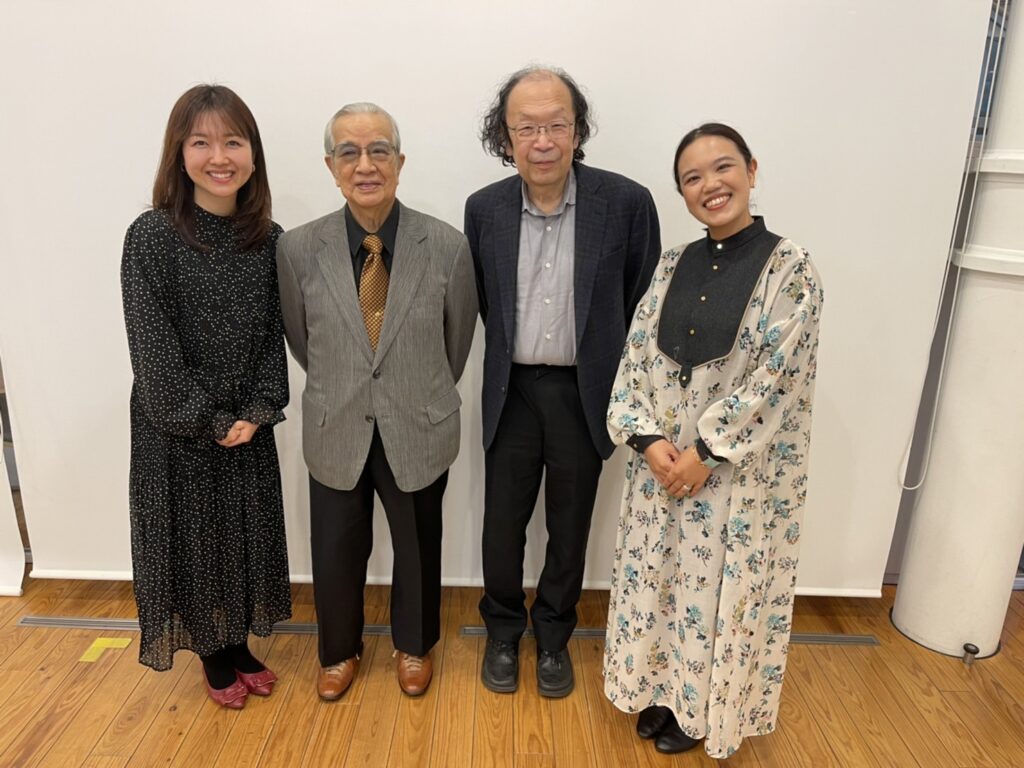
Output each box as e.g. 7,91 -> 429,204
79,637 -> 132,662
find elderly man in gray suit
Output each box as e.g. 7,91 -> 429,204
466,67 -> 660,698
277,103 -> 477,700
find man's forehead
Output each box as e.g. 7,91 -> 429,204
506,74 -> 574,115
332,113 -> 394,141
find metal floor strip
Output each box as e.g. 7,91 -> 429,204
17,617 -> 386,636
458,626 -> 878,645
16,617 -> 878,646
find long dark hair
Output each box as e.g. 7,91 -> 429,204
152,84 -> 272,251
480,66 -> 595,167
673,122 -> 754,193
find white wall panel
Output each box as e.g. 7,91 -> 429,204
0,1 -> 992,595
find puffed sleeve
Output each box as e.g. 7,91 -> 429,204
607,251 -> 674,446
238,224 -> 289,426
696,245 -> 823,467
121,213 -> 235,440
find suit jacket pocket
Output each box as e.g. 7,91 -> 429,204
302,390 -> 327,427
425,387 -> 462,425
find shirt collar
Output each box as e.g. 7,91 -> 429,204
521,167 -> 577,217
345,202 -> 400,257
705,216 -> 766,256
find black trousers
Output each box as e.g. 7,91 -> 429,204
479,364 -> 603,651
309,428 -> 447,666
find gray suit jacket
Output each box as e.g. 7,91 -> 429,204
277,202 -> 478,492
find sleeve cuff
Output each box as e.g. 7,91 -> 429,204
209,410 -> 236,441
626,434 -> 666,454
238,401 -> 286,427
694,433 -> 726,463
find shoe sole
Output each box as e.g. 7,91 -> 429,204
481,675 -> 518,694
537,680 -> 574,698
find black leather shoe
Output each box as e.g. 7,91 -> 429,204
636,705 -> 673,739
481,638 -> 519,693
536,647 -> 574,698
654,716 -> 700,754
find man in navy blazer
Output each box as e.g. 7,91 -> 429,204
465,66 -> 660,697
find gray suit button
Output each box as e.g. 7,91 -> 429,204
372,369 -> 381,379
365,415 -> 374,423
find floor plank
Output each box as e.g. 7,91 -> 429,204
0,582 -> 1019,767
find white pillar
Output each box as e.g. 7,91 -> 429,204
893,5 -> 1024,656
0,403 -> 25,596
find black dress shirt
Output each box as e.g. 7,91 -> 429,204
345,203 -> 400,292
626,217 -> 782,458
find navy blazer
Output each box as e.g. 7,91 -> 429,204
465,162 -> 661,459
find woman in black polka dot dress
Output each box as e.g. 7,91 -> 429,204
120,85 -> 291,709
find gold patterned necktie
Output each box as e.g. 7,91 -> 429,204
359,233 -> 388,350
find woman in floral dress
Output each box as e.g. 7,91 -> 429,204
604,123 -> 824,758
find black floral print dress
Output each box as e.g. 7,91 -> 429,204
121,206 -> 291,671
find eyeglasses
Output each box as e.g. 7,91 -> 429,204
330,141 -> 397,165
506,121 -> 574,142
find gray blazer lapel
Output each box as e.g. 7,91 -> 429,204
573,166 -> 607,346
495,189 -> 521,350
314,210 -> 374,363
373,203 -> 429,364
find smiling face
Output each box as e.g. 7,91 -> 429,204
504,74 -> 579,204
676,135 -> 758,240
182,111 -> 254,216
324,112 -> 405,227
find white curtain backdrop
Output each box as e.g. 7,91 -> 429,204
0,0 -> 991,596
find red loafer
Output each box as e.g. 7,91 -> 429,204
235,667 -> 277,696
204,670 -> 248,709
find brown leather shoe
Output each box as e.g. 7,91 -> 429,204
317,656 -> 359,701
395,650 -> 432,696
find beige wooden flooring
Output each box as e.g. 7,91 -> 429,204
0,575 -> 1021,767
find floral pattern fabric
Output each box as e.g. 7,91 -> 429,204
603,237 -> 823,758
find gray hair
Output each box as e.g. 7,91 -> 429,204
323,102 -> 402,155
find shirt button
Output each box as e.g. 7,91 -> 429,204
682,375 -> 688,382
716,243 -> 723,250
689,329 -> 696,336
545,333 -> 552,340
700,295 -> 707,301
546,225 -> 552,232
544,298 -> 551,305
712,264 -> 719,271
544,262 -> 552,269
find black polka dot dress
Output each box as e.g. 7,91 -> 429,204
121,206 -> 292,671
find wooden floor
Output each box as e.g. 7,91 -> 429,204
0,578 -> 1021,768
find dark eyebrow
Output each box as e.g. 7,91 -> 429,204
188,131 -> 245,139
680,155 -> 738,177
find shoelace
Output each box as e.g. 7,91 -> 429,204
325,657 -> 357,676
394,650 -> 424,672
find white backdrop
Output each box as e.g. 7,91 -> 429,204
0,1 -> 991,597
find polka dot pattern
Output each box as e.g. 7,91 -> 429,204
120,207 -> 292,671
359,233 -> 388,350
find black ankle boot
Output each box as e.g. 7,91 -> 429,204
654,716 -> 700,754
636,705 -> 673,739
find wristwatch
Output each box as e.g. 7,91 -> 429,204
694,437 -> 722,469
